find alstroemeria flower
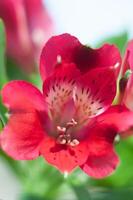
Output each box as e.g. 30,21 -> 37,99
120,41 -> 133,110
0,0 -> 54,72
1,34 -> 133,179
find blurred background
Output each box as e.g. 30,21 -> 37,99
0,0 -> 133,199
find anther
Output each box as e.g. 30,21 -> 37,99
70,139 -> 80,147
57,135 -> 67,144
57,126 -> 66,134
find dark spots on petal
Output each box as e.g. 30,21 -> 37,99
50,144 -> 67,153
71,80 -> 76,85
82,87 -> 84,94
86,88 -> 90,94
53,156 -> 56,160
62,88 -> 65,92
69,149 -> 75,156
54,96 -> 57,101
68,79 -> 73,83
97,107 -> 103,110
56,82 -> 59,87
67,90 -> 72,96
75,94 -> 78,101
99,99 -> 105,103
52,85 -> 56,92
80,98 -> 82,102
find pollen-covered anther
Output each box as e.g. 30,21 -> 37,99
56,135 -> 80,147
57,126 -> 66,134
70,139 -> 80,147
56,135 -> 67,144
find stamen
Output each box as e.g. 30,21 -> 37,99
56,119 -> 79,146
57,135 -> 67,144
57,126 -> 66,134
70,139 -> 80,147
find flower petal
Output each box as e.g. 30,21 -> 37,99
0,111 -> 45,160
127,40 -> 133,70
23,0 -> 54,58
40,136 -> 88,173
0,81 -> 47,160
1,80 -> 45,111
40,33 -> 81,80
80,124 -> 119,178
73,43 -> 121,75
81,150 -> 119,179
73,67 -> 116,123
43,63 -> 80,123
0,0 -> 35,72
123,74 -> 133,110
97,105 -> 133,133
40,33 -> 121,80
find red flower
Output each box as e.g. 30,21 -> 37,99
1,34 -> 133,178
0,0 -> 54,72
120,41 -> 133,110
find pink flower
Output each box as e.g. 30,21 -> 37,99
0,0 -> 54,72
1,34 -> 133,178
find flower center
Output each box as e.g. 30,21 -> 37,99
56,118 -> 80,147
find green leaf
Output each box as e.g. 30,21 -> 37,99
0,19 -> 8,89
0,116 -> 4,130
20,194 -> 44,200
72,185 -> 91,200
96,32 -> 129,54
91,188 -> 133,200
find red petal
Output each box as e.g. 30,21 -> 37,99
40,33 -> 81,80
0,0 -> 35,72
23,0 -> 54,58
40,33 -> 121,80
127,40 -> 133,70
0,81 -> 51,160
73,43 -> 121,75
81,150 -> 119,179
97,105 -> 133,133
40,136 -> 88,173
1,81 -> 45,111
80,124 -> 119,178
43,63 -> 80,123
123,74 -> 133,110
0,111 -> 45,160
122,41 -> 133,109
74,67 -> 116,123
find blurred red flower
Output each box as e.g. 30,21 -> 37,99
0,0 -> 54,72
1,34 -> 133,178
120,41 -> 133,110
